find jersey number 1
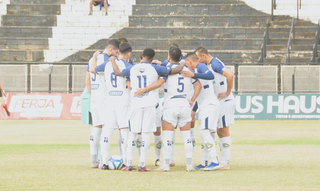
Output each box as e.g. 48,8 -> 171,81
137,75 -> 147,88
111,72 -> 117,88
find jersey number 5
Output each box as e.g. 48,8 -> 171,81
177,77 -> 184,92
137,75 -> 147,88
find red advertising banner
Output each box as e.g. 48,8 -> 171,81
0,93 -> 82,120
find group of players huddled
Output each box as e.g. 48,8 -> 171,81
85,38 -> 235,172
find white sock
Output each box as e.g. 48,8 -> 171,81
90,127 -> 102,163
139,132 -> 151,167
181,130 -> 193,166
126,132 -> 137,167
120,128 -> 129,166
199,129 -> 218,164
136,134 -> 142,157
118,130 -> 122,158
154,135 -> 162,160
100,128 -> 114,165
210,132 -> 216,146
163,131 -> 174,166
220,136 -> 232,166
201,141 -> 209,166
170,129 -> 176,164
190,128 -> 196,143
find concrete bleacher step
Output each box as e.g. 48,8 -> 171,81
0,49 -> 44,62
135,0 -> 245,4
60,49 -> 261,63
0,26 -> 52,37
269,27 -> 319,33
6,4 -> 61,15
9,0 -> 65,4
129,15 -> 271,27
0,37 -> 48,49
88,38 -> 262,50
115,27 -> 265,39
132,4 -> 266,16
56,15 -> 129,27
60,4 -> 133,16
1,15 -> 57,26
270,20 -> 317,27
269,32 -> 316,39
269,38 -> 315,45
267,45 -> 316,51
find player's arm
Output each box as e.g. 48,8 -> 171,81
85,72 -> 91,95
110,56 -> 131,77
170,60 -> 185,74
189,80 -> 202,107
0,79 -> 3,91
181,64 -> 214,80
134,78 -> 165,97
90,51 -> 101,73
218,68 -> 234,100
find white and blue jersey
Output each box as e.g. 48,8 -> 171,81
161,64 -> 198,108
104,59 -> 132,106
208,58 -> 235,102
87,53 -> 109,101
194,63 -> 220,109
161,54 -> 186,67
121,62 -> 171,109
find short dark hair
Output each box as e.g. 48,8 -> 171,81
106,39 -> 120,49
118,38 -> 129,44
169,46 -> 181,62
195,45 -> 209,55
119,42 -> 132,54
185,52 -> 198,62
168,43 -> 179,49
142,48 -> 155,60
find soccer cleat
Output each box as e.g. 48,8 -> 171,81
203,162 -> 220,171
217,164 -> 230,170
156,165 -> 170,172
138,166 -> 150,172
105,12 -> 108,16
155,159 -> 163,166
88,12 -> 93,15
122,166 -> 134,171
170,163 -> 175,167
186,165 -> 195,172
91,162 -> 99,168
194,164 -> 207,170
101,164 -> 109,170
6,110 -> 10,116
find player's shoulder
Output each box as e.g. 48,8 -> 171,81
211,57 -> 225,67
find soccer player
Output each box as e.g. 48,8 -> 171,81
181,52 -> 221,171
89,0 -> 109,16
195,46 -> 235,170
0,79 -> 10,116
135,47 -> 202,172
87,39 -> 120,168
111,48 -> 185,172
97,42 -> 132,170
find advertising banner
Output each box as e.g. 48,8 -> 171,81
0,93 -> 82,120
235,94 -> 320,120
1,93 -> 320,120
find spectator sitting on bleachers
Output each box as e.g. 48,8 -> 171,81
89,0 -> 110,16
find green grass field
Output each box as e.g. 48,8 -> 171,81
0,120 -> 319,191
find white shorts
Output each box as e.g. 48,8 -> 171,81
104,105 -> 130,129
91,100 -> 105,126
162,106 -> 191,127
155,103 -> 161,127
129,106 -> 156,133
198,104 -> 220,132
218,100 -> 235,128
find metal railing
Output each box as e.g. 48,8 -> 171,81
259,20 -> 270,63
284,17 -> 295,63
271,0 -> 301,20
311,20 -> 319,62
